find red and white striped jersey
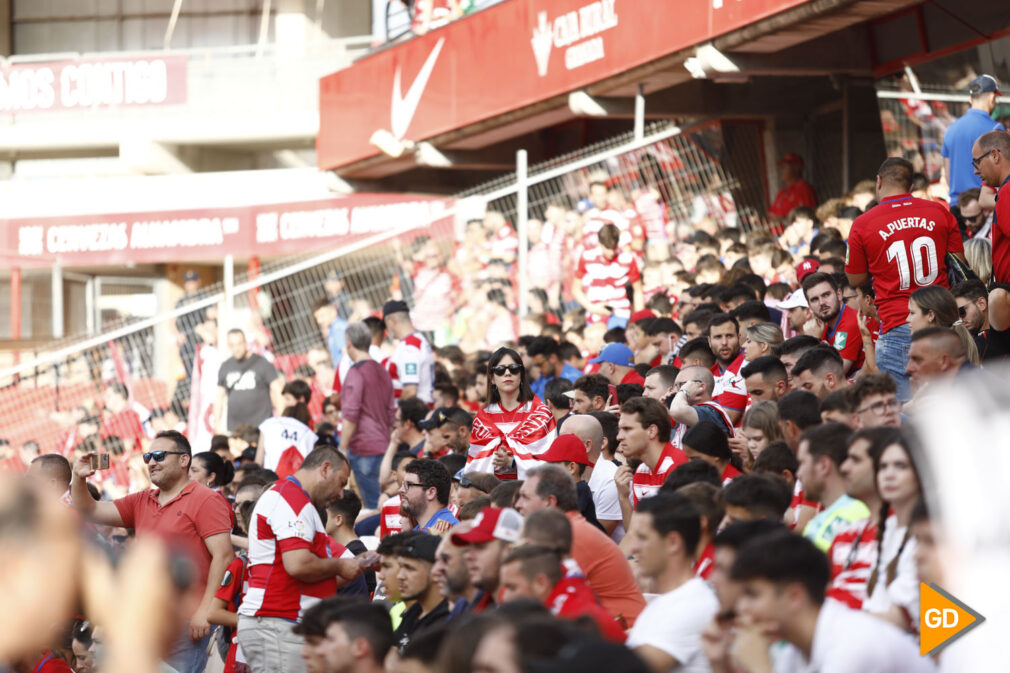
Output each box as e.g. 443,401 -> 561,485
582,208 -> 632,250
827,518 -> 878,609
258,417 -> 317,479
576,247 -> 641,322
711,354 -> 748,421
379,494 -> 404,538
465,398 -> 557,479
240,477 -> 340,621
694,542 -> 715,580
387,332 -> 435,404
631,442 -> 689,507
789,480 -> 821,531
634,191 -> 668,243
490,224 -> 519,259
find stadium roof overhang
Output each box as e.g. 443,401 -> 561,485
317,0 -> 1003,191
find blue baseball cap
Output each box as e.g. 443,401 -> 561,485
589,342 -> 634,366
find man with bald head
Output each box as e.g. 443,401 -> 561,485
973,130 -> 1010,329
667,366 -> 734,444
906,327 -> 971,395
560,414 -> 623,540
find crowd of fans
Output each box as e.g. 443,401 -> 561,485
4,79 -> 1010,672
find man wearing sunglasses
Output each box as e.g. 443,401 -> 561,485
952,279 -> 1010,362
70,430 -> 234,673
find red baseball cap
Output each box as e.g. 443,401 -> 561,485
777,152 -> 804,166
450,507 -> 523,546
538,434 -> 595,467
795,258 -> 820,282
629,309 -> 657,323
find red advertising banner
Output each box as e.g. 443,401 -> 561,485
5,194 -> 452,268
0,55 -> 188,115
318,0 -> 810,170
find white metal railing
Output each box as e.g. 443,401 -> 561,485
0,120 -> 692,382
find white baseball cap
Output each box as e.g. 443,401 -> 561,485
778,289 -> 808,310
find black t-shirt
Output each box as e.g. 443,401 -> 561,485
217,354 -> 278,430
345,538 -> 377,595
394,598 -> 450,653
976,327 -> 1010,362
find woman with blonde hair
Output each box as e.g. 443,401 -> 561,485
964,236 -> 992,285
908,286 -> 980,365
742,322 -> 784,363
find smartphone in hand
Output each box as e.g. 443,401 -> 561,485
89,453 -> 111,470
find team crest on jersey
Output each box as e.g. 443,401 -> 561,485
405,363 -> 418,375
834,332 -> 848,350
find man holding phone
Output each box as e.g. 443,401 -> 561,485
70,430 -> 234,673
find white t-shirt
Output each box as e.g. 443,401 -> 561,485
862,515 -> 919,628
258,416 -> 318,474
587,458 -> 625,543
388,332 -> 435,403
627,577 -> 718,673
773,599 -> 935,673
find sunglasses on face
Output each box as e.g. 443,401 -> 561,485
143,450 -> 187,463
459,476 -> 490,493
958,306 -> 969,318
492,364 -> 523,376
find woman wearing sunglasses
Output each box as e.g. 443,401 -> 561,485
465,347 -> 557,479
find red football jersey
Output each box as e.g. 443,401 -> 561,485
819,305 -> 877,371
845,194 -> 962,332
631,442 -> 688,507
992,178 -> 1010,283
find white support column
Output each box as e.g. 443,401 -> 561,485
516,149 -> 529,319
219,255 -> 235,348
51,264 -> 64,339
634,83 -> 645,140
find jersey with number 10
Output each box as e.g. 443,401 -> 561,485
845,193 -> 962,332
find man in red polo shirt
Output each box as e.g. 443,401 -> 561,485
973,131 -> 1010,331
769,153 -> 818,219
801,272 -> 876,375
70,430 -> 234,673
846,157 -> 964,401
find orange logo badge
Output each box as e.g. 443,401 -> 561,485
920,582 -> 985,656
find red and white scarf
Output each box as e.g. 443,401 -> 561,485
466,398 -> 557,479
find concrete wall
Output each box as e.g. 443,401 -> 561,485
10,0 -> 369,54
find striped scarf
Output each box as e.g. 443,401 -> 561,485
466,398 -> 557,479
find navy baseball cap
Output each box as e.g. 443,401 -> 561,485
382,300 -> 409,318
588,342 -> 634,366
969,75 -> 1000,95
183,270 -> 199,282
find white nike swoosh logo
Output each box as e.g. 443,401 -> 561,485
391,37 -> 446,141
